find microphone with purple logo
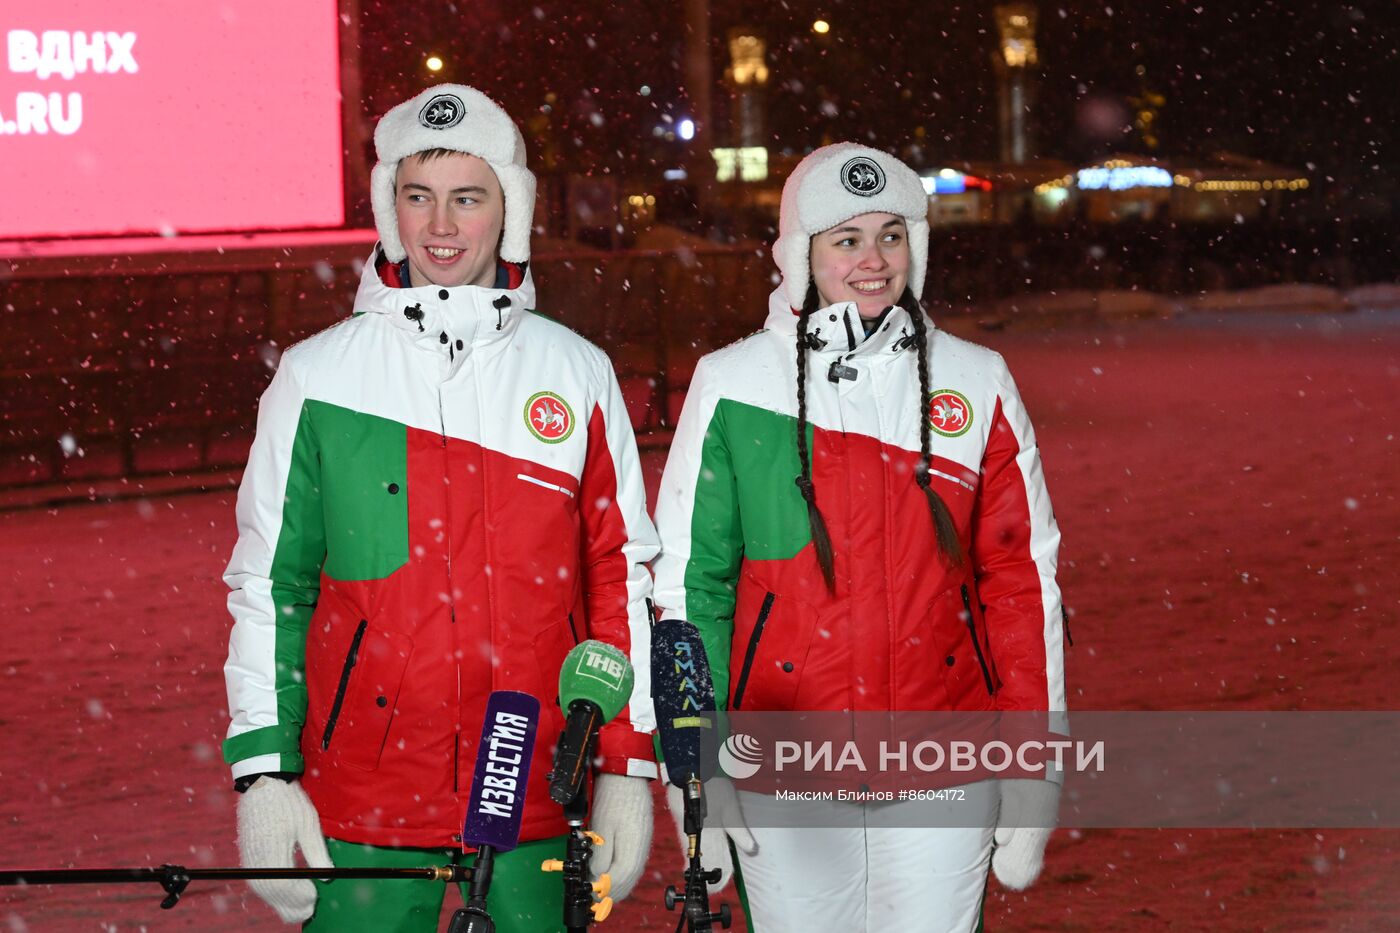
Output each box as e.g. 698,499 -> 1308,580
448,690 -> 541,933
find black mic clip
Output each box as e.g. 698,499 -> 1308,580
446,903 -> 495,933
681,776 -> 708,838
827,359 -> 858,383
448,847 -> 498,933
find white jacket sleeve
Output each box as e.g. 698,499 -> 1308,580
651,358 -> 743,707
222,355 -> 326,778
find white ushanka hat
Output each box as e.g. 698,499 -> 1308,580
370,84 -> 536,264
773,142 -> 930,309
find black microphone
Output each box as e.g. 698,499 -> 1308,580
651,619 -> 731,931
547,640 -> 636,805
651,619 -> 719,792
540,642 -> 636,931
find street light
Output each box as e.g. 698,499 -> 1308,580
812,19 -> 830,34
425,55 -> 444,73
993,4 -> 1038,164
722,29 -> 770,181
727,32 -> 768,86
995,7 -> 1037,69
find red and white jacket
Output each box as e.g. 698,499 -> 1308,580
223,250 -> 659,848
652,288 -> 1065,717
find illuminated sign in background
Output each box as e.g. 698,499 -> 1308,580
921,170 -> 993,195
1076,165 -> 1174,191
712,146 -> 768,182
1,0 -> 344,239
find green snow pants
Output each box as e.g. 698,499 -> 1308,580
305,835 -> 567,933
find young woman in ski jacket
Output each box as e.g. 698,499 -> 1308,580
652,143 -> 1066,932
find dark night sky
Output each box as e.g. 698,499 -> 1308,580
358,1 -> 1396,204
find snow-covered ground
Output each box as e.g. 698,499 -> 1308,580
971,282 -> 1400,329
2,310 -> 1398,930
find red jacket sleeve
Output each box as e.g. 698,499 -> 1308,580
577,357 -> 661,777
970,359 -> 1066,715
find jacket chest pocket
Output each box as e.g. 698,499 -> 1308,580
504,471 -> 582,598
309,402 -> 410,583
729,576 -> 819,711
320,621 -> 415,772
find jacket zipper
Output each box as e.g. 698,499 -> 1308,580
731,593 -> 775,711
436,381 -> 462,792
961,585 -> 996,695
321,619 -> 369,750
842,311 -> 858,351
567,612 -> 581,645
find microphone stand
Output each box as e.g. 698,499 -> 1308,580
543,686 -> 617,930
541,784 -> 613,931
0,864 -> 474,910
663,777 -> 731,933
447,846 -> 497,933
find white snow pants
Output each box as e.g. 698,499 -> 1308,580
733,784 -> 995,932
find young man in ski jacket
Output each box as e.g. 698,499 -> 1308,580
652,143 -> 1066,931
221,84 -> 659,931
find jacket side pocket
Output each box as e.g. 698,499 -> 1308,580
321,619 -> 368,751
328,624 -> 415,772
961,584 -> 996,695
731,593 -> 776,711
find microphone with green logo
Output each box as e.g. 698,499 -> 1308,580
547,640 -> 635,805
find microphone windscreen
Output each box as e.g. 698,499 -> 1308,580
462,690 -> 540,852
650,618 -> 718,785
558,640 -> 634,722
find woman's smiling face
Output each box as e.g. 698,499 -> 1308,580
809,212 -> 910,319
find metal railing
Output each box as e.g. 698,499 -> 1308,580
0,240 -> 770,489
0,218 -> 1390,492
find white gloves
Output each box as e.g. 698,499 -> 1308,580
589,773 -> 654,902
991,779 -> 1060,891
236,777 -> 334,924
665,776 -> 758,895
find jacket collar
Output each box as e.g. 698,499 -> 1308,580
762,286 -> 928,360
352,244 -> 538,352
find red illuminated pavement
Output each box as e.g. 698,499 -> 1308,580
2,311 -> 1397,930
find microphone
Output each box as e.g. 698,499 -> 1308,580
547,640 -> 636,805
451,690 -> 541,933
651,618 -> 718,790
463,690 -> 540,852
542,642 -> 633,931
651,619 -> 732,931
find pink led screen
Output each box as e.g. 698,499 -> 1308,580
0,0 -> 345,239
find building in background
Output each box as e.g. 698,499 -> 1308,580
919,168 -> 1000,227
1029,153 -> 1309,224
